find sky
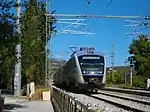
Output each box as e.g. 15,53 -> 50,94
10,0 -> 150,67
48,0 -> 150,67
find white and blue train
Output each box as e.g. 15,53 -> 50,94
53,47 -> 107,92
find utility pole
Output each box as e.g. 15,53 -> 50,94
124,60 -> 128,84
129,57 -> 134,86
110,43 -> 115,70
130,67 -> 133,86
48,37 -> 52,87
45,0 -> 48,88
45,0 -> 51,88
48,1 -> 52,86
14,0 -> 21,96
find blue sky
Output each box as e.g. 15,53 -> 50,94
49,0 -> 150,67
10,0 -> 150,67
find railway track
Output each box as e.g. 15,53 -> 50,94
86,89 -> 150,112
103,87 -> 150,97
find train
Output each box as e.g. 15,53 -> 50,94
53,47 -> 107,92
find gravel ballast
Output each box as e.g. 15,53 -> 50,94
68,92 -> 132,112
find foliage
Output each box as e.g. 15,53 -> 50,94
106,70 -> 124,85
129,35 -> 150,78
117,75 -> 146,89
21,0 -> 56,87
132,75 -> 146,88
0,0 -> 56,90
21,0 -> 45,86
0,0 -> 18,89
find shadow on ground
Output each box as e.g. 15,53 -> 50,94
3,103 -> 27,111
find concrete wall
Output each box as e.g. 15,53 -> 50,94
0,96 -> 4,112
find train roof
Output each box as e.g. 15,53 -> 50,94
71,47 -> 105,57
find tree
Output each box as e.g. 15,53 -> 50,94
0,0 -> 18,89
21,0 -> 56,87
129,35 -> 150,78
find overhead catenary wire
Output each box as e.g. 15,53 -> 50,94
101,0 -> 113,14
80,1 -> 92,38
54,1 -> 93,36
74,0 -> 92,47
85,0 -> 91,16
46,14 -> 148,19
125,19 -> 150,38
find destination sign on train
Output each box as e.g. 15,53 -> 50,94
82,56 -> 100,59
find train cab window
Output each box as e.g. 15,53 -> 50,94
78,55 -> 105,74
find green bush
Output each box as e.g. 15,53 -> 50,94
132,75 -> 146,88
106,70 -> 124,85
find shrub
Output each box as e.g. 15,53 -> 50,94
132,75 -> 146,88
106,70 -> 124,85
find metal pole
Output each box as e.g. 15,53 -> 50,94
49,38 -> 52,85
48,37 -> 51,86
45,0 -> 51,88
130,67 -> 133,86
48,55 -> 50,84
124,60 -> 127,84
14,0 -> 21,96
111,43 -> 115,70
49,0 -> 53,84
45,1 -> 48,88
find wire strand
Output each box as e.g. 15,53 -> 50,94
101,0 -> 113,14
78,0 -> 91,47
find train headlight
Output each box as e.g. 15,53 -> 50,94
91,71 -> 94,74
99,71 -> 102,73
80,63 -> 83,65
83,71 -> 86,73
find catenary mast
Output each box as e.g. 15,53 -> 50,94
14,0 -> 21,96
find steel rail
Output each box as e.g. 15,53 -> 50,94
97,90 -> 150,105
103,87 -> 150,97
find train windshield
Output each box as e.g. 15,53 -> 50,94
78,55 -> 105,74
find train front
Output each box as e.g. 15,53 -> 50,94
77,47 -> 106,90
